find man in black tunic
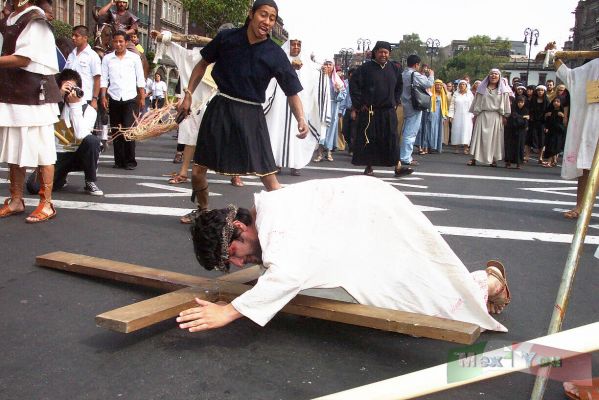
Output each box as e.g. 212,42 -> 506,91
350,41 -> 412,177
177,0 -> 308,222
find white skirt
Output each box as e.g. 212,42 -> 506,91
0,125 -> 57,167
177,110 -> 203,146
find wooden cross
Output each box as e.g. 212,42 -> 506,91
36,251 -> 481,344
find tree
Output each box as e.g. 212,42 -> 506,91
437,35 -> 511,82
392,33 -> 423,64
181,0 -> 249,37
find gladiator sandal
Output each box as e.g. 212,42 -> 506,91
180,185 -> 209,224
0,166 -> 26,218
25,165 -> 56,223
313,146 -> 323,162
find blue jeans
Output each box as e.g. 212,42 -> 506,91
400,112 -> 423,163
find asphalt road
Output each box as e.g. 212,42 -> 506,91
1,134 -> 597,400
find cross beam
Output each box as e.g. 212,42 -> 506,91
36,251 -> 481,344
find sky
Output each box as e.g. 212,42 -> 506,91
275,0 -> 579,59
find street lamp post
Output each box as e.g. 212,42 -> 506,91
425,38 -> 440,67
339,48 -> 354,74
356,38 -> 371,63
523,28 -> 540,85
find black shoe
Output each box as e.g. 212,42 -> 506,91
112,164 -> 124,169
125,164 -> 136,170
290,168 -> 301,176
394,167 -> 414,177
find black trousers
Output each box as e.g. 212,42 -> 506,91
54,135 -> 101,187
109,97 -> 138,167
152,97 -> 165,109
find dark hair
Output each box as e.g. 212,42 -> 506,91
407,54 -> 421,67
72,25 -> 88,37
113,30 -> 129,41
191,207 -> 253,272
57,68 -> 82,89
546,79 -> 555,84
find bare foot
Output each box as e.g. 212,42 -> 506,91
564,209 -> 580,219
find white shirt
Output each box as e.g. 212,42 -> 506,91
230,176 -> 506,332
65,44 -> 102,102
150,80 -> 167,98
100,50 -> 145,102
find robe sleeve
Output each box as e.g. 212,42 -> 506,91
14,19 -> 58,75
448,94 -> 456,118
349,67 -> 363,109
394,67 -> 403,105
230,263 -> 304,327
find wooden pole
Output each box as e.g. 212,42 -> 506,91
530,142 -> 599,399
151,30 -> 212,46
535,50 -> 599,62
313,322 -> 599,400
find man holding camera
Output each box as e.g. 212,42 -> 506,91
52,69 -> 103,196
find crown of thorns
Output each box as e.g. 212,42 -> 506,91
215,204 -> 238,272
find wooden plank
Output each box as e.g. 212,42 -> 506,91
313,322 -> 599,400
219,282 -> 480,345
96,288 -> 207,333
97,281 -> 480,344
35,251 -> 263,290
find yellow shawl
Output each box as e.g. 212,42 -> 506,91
431,79 -> 449,117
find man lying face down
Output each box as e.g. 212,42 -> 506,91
178,176 -> 511,333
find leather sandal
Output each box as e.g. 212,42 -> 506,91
230,176 -> 244,187
25,202 -> 56,224
168,174 -> 188,184
486,260 -> 511,314
466,159 -> 476,166
363,166 -> 374,176
0,198 -> 25,218
564,377 -> 599,400
564,209 -> 580,219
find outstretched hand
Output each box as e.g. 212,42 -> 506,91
177,298 -> 242,332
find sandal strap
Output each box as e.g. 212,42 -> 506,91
486,261 -> 511,306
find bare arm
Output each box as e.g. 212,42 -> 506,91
0,55 -> 30,68
97,0 -> 113,17
125,21 -> 138,36
176,59 -> 209,117
287,94 -> 308,138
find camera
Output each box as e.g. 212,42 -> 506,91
69,86 -> 84,98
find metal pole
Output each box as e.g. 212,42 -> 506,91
526,41 -> 532,85
530,141 -> 599,400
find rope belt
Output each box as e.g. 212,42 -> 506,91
218,92 -> 262,106
361,105 -> 374,146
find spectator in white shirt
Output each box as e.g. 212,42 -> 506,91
100,30 -> 145,170
64,25 -> 102,108
149,72 -> 167,108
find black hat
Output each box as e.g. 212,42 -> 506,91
252,0 -> 278,13
372,41 -> 392,54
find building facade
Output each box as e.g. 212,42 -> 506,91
571,0 -> 599,52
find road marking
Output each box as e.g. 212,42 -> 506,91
2,196 -> 593,244
437,225 -> 599,244
0,196 -> 442,217
403,191 -> 584,207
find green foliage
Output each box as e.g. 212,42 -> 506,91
437,36 -> 511,82
51,19 -> 73,40
146,50 -> 156,73
392,33 -> 423,63
181,0 -> 248,37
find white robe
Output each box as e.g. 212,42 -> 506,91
153,39 -> 217,146
448,91 -> 474,145
263,54 -> 322,169
557,60 -> 599,180
231,176 -> 506,332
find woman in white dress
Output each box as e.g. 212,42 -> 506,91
448,80 -> 474,154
